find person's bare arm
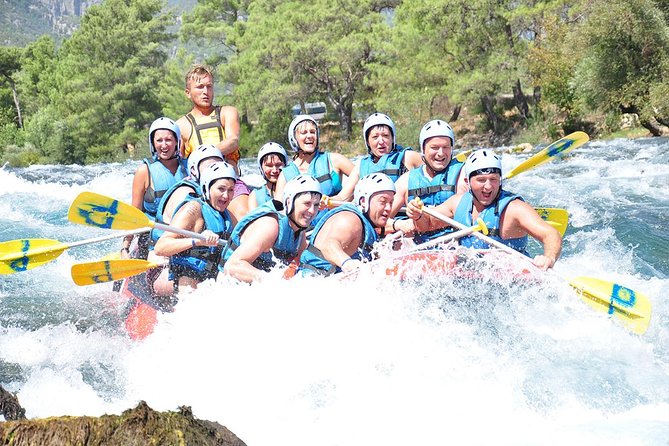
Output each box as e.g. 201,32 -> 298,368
331,162 -> 359,203
406,195 -> 459,233
313,211 -> 364,272
217,106 -> 240,156
154,201 -> 218,257
504,200 -> 562,270
274,172 -> 288,205
403,150 -> 424,170
247,189 -> 259,210
224,216 -> 279,283
390,171 -> 409,217
176,116 -> 191,158
328,153 -> 356,202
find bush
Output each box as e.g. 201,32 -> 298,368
2,143 -> 42,167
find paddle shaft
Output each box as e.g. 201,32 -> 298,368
152,221 -> 227,246
0,228 -> 150,261
421,207 -> 526,261
413,220 -> 487,251
66,228 -> 150,250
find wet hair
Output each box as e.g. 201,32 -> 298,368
185,63 -> 215,87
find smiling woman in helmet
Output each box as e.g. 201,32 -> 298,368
153,161 -> 237,290
222,174 -> 323,283
122,117 -> 189,260
406,149 -> 562,270
248,142 -> 288,210
341,113 -> 424,203
274,115 -> 354,207
300,173 -> 413,275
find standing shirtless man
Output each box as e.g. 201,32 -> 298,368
176,64 -> 250,221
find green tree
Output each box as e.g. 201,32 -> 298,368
0,46 -> 24,128
183,0 -> 391,144
52,0 -> 176,163
572,0 -> 669,135
180,0 -> 248,66
234,0 -> 391,141
384,0 -> 574,136
17,35 -> 58,116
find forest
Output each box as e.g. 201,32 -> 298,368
0,0 -> 668,166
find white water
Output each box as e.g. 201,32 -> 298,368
0,139 -> 668,445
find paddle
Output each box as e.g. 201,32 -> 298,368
68,191 -> 227,246
325,199 -> 569,237
503,131 -> 589,180
418,205 -> 651,335
412,218 -> 488,251
453,131 -> 590,179
0,228 -> 150,275
71,259 -> 161,286
533,207 -> 569,237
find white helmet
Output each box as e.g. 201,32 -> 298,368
363,112 -> 396,154
199,161 -> 238,200
187,144 -> 224,180
419,119 -> 455,153
464,149 -> 502,179
354,173 -> 396,213
149,117 -> 181,158
257,142 -> 288,179
288,115 -> 319,152
283,174 -> 322,214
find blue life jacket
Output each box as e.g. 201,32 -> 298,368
282,151 -> 341,196
407,159 -> 464,244
142,157 -> 188,219
222,200 -> 302,272
453,190 -> 529,254
252,184 -> 274,207
168,198 -> 234,281
359,145 -> 411,182
299,204 -> 378,276
151,177 -> 200,243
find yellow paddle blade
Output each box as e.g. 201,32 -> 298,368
0,239 -> 68,274
71,259 -> 159,286
504,131 -> 590,180
569,276 -> 652,335
474,217 -> 489,236
534,207 -> 569,236
454,149 -> 473,163
68,191 -> 151,230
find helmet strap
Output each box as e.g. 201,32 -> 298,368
288,212 -> 308,232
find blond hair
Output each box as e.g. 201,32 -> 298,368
185,63 -> 215,87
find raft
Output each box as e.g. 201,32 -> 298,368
119,268 -> 175,341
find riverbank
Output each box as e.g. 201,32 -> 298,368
319,110 -> 664,159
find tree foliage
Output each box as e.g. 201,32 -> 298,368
1,0 -> 668,166
220,0 -> 389,144
52,0 -> 176,163
571,0 -> 669,133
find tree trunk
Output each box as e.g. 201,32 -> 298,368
480,95 -> 500,133
656,116 -> 669,128
512,78 -> 530,121
533,86 -> 541,105
640,118 -> 663,136
336,101 -> 353,140
449,104 -> 461,122
620,104 -> 663,136
4,76 -> 23,128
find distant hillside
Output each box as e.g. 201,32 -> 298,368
0,0 -> 197,47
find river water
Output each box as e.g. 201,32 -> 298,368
0,137 -> 667,445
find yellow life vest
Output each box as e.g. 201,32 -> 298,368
184,106 -> 241,164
